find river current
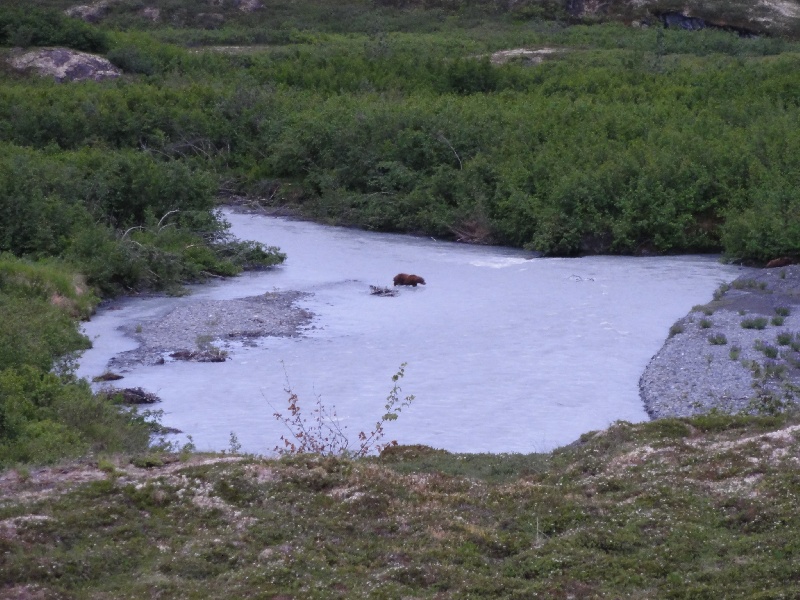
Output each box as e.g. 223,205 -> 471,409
77,210 -> 746,454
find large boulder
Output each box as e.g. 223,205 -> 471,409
64,1 -> 109,23
9,48 -> 121,82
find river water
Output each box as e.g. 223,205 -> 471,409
77,210 -> 746,454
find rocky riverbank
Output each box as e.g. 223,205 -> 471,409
106,291 -> 313,370
640,265 -> 800,419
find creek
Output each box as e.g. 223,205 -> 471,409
77,209 -> 746,454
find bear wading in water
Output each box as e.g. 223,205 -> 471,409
393,273 -> 426,287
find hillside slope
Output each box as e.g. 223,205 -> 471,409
2,413 -> 799,598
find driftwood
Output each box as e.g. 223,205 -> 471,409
370,285 -> 398,297
100,387 -> 161,404
170,349 -> 227,362
92,371 -> 124,382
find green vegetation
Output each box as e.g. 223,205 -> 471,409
708,332 -> 727,345
668,321 -> 684,337
755,339 -> 780,358
3,2 -> 800,260
4,3 -> 800,595
0,256 -> 163,466
741,316 -> 769,330
3,413 -> 800,597
7,0 -> 800,465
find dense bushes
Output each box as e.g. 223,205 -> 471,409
0,256 -> 155,467
0,8 -> 109,52
0,366 -> 153,466
4,22 -> 800,258
0,144 -> 284,294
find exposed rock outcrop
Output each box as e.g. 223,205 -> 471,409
64,1 -> 109,23
9,48 -> 121,83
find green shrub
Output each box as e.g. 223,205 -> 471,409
0,7 -> 109,52
0,366 -> 154,467
0,290 -> 90,372
708,333 -> 727,345
741,317 -> 768,330
762,344 -> 779,359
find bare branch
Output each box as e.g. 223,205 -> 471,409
436,132 -> 463,170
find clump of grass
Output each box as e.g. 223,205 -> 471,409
741,317 -> 768,330
732,279 -> 767,291
708,333 -> 727,345
713,283 -> 730,300
669,322 -> 684,338
729,345 -> 741,360
763,345 -> 779,359
693,305 -> 714,316
763,361 -> 787,379
771,316 -> 785,326
700,318 -> 713,329
775,307 -> 790,317
753,340 -> 780,360
777,332 -> 793,346
745,359 -> 762,377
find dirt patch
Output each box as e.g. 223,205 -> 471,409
490,47 -> 560,65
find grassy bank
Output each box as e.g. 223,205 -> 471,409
2,412 -> 800,597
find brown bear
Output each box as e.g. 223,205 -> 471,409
766,256 -> 794,269
393,273 -> 426,287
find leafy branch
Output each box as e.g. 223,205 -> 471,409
270,363 -> 415,457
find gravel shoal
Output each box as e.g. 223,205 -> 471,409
108,291 -> 313,370
640,265 -> 800,419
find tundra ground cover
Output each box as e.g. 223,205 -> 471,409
2,413 -> 800,598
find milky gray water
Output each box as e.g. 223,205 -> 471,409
77,210 -> 746,454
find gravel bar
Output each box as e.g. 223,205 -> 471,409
640,265 -> 800,418
108,291 -> 313,370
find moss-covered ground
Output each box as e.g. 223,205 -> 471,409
3,412 -> 799,598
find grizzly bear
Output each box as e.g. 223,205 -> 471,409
766,256 -> 794,269
393,273 -> 426,287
